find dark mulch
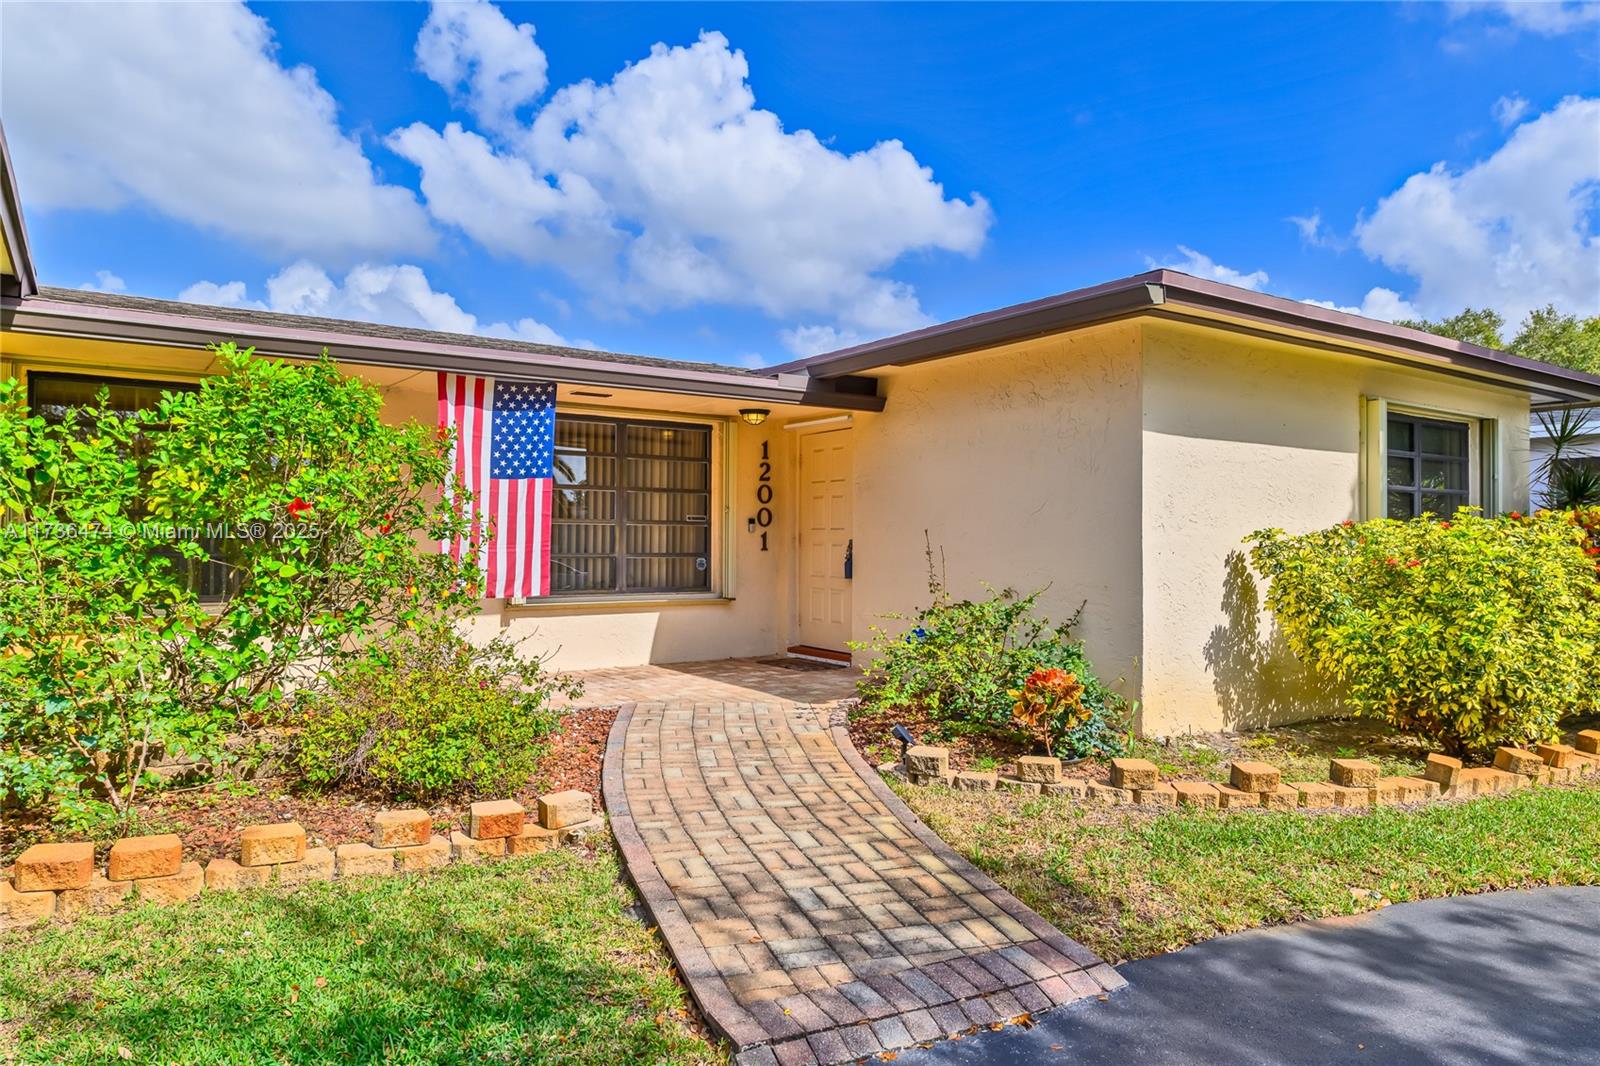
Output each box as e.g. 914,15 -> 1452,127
846,700 -> 1033,771
3,706 -> 622,865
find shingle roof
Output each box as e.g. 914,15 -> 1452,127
35,285 -> 767,378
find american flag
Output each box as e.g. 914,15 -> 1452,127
437,373 -> 556,598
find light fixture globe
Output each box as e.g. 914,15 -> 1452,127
739,408 -> 770,426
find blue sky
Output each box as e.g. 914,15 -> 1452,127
3,1 -> 1597,366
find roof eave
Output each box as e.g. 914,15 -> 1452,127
779,268 -> 1600,406
1,295 -> 885,411
0,124 -> 39,299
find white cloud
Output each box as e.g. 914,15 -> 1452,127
1148,246 -> 1270,290
390,14 -> 991,346
180,261 -> 570,345
1300,287 -> 1420,323
1454,1 -> 1600,35
1354,95 -> 1600,325
1492,93 -> 1531,128
1288,211 -> 1325,244
79,270 -> 126,293
415,0 -> 548,134
1,1 -> 432,261
779,324 -> 868,358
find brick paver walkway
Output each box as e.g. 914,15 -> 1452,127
603,692 -> 1123,1065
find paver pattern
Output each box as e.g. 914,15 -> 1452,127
601,675 -> 1121,1066
559,657 -> 860,710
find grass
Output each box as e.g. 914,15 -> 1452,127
896,779 -> 1600,965
0,843 -> 721,1065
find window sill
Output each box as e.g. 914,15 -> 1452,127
505,593 -> 735,613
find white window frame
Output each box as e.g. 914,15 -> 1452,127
1361,397 -> 1500,520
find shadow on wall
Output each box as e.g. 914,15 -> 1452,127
1203,551 -> 1338,730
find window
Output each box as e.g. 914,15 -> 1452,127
26,372 -> 232,600
1385,413 -> 1469,519
550,416 -> 713,595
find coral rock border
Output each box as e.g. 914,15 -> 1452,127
2,791 -> 602,932
892,735 -> 1600,814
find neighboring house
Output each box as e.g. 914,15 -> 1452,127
5,133 -> 1600,737
1530,408 -> 1600,507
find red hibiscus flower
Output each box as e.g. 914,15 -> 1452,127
287,497 -> 313,520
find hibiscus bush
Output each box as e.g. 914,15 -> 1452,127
1246,510 -> 1600,756
0,344 -> 475,822
851,541 -> 1126,758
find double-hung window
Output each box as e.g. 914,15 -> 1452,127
550,416 -> 713,595
1384,413 -> 1470,519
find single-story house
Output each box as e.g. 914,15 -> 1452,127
5,132 -> 1600,736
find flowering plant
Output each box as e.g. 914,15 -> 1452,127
1009,667 -> 1087,756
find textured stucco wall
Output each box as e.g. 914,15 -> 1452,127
1138,319 -> 1532,735
849,322 -> 1146,704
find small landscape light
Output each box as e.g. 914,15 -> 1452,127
892,724 -> 917,766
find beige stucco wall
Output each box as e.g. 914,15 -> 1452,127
849,322 -> 1147,703
1138,319 -> 1532,736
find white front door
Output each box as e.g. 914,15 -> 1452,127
797,427 -> 853,652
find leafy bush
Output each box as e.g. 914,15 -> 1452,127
851,541 -> 1126,758
1247,510 -> 1600,755
296,623 -> 578,801
0,344 -> 474,821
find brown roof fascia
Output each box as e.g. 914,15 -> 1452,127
768,274 -> 1165,377
0,124 -> 39,299
778,268 -> 1600,405
2,292 -> 885,411
1155,272 -> 1600,404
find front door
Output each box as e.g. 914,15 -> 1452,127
797,427 -> 853,653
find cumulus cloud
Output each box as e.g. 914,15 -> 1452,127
415,0 -> 548,134
1,1 -> 432,261
1453,1 -> 1600,35
1492,93 -> 1531,128
779,324 -> 868,358
1148,246 -> 1270,290
1300,288 -> 1420,323
180,261 -> 571,345
1354,95 -> 1600,325
390,10 -> 991,347
79,270 -> 126,293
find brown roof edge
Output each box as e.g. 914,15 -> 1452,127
767,272 -> 1166,377
777,268 -> 1600,405
0,123 -> 39,299
2,291 -> 885,411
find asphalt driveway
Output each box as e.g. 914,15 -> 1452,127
902,886 -> 1600,1066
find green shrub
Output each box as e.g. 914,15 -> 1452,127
296,623 -> 578,800
0,344 -> 474,821
851,542 -> 1126,758
1247,510 -> 1600,755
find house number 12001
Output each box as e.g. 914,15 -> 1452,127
756,440 -> 773,550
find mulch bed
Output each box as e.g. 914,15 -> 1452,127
846,701 -> 1033,771
3,706 -> 622,865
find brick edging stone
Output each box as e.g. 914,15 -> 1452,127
601,702 -> 770,1051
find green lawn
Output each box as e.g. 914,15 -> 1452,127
0,844 -> 720,1065
897,779 -> 1600,964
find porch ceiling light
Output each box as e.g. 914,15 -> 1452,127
739,408 -> 770,426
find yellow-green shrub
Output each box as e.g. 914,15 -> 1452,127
1246,510 -> 1600,755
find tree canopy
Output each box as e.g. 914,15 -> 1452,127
1397,305 -> 1600,377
